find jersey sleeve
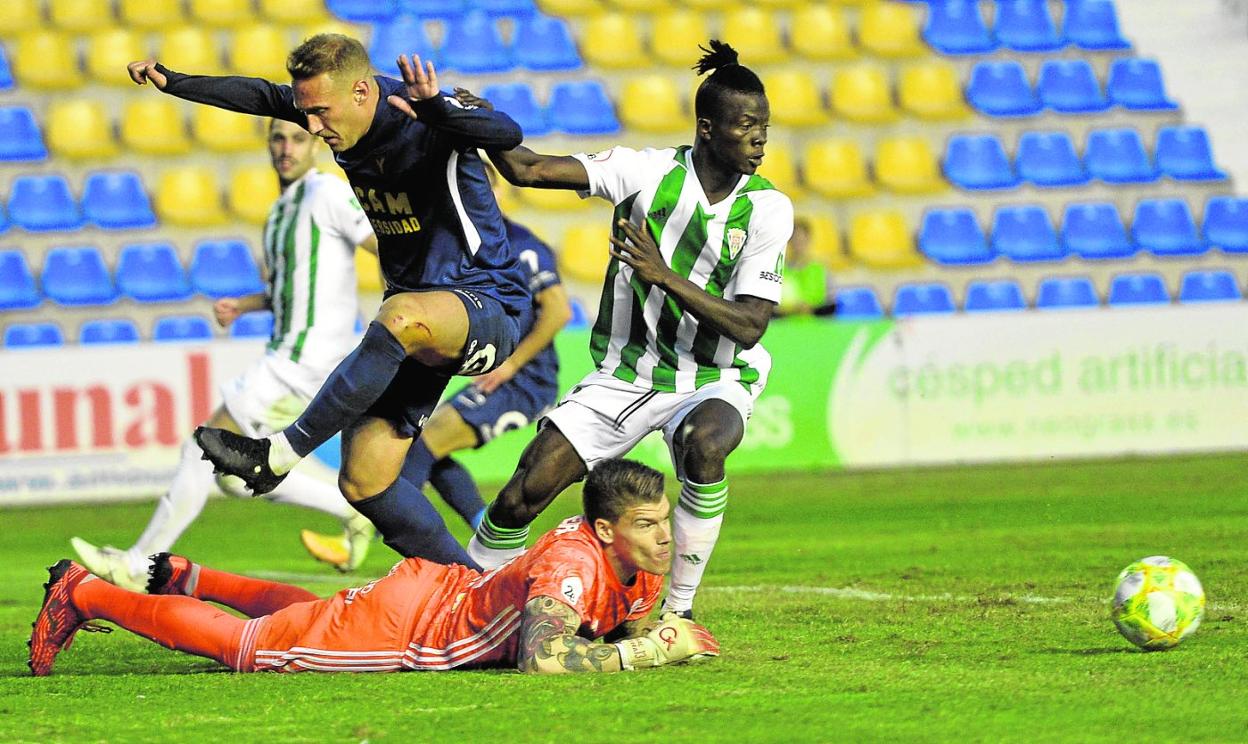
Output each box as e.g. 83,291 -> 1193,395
525,540 -> 602,620
571,146 -> 675,205
317,179 -> 375,248
528,237 -> 561,295
726,191 -> 794,304
157,65 -> 306,127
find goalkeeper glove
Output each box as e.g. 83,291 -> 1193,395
614,612 -> 720,670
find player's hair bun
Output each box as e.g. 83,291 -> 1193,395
693,40 -> 740,75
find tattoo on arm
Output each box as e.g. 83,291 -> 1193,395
518,597 -> 623,674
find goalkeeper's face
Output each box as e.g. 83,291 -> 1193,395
602,498 -> 673,576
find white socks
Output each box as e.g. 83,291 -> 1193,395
128,437 -> 218,572
263,470 -> 355,521
266,431 -> 301,475
664,478 -> 728,614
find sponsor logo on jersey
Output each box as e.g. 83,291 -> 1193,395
758,270 -> 782,284
560,576 -> 583,606
648,207 -> 669,223
726,228 -> 747,260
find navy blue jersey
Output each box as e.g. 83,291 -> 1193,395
156,67 -> 530,320
506,219 -> 560,382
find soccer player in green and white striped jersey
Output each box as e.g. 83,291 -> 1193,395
464,41 -> 793,618
71,119 -> 380,591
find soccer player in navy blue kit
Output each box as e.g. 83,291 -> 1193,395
125,34 -> 529,567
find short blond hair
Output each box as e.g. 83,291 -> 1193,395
287,33 -> 370,82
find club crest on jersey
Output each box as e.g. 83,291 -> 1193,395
560,576 -> 584,606
726,228 -> 747,260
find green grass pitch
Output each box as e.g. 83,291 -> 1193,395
2,453 -> 1246,742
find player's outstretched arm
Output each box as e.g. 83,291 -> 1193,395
450,88 -> 589,191
385,55 -> 523,150
127,58 -> 306,126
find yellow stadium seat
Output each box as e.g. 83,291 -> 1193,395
231,25 -> 290,80
0,0 -> 40,35
158,27 -> 224,74
804,139 -> 873,199
849,210 -> 921,268
560,223 -> 612,284
755,142 -> 802,200
620,76 -> 685,133
831,64 -> 897,123
875,137 -> 945,194
48,0 -> 115,32
189,0 -> 255,28
259,0 -> 328,24
156,167 -> 227,226
120,0 -> 185,30
229,164 -> 281,225
683,0 -> 736,10
752,0 -> 802,7
581,14 -> 648,68
47,101 -> 118,160
608,0 -> 662,11
803,213 -> 851,271
859,2 -> 927,59
791,5 -> 856,61
87,29 -> 149,87
519,187 -> 591,212
899,61 -> 970,121
763,71 -> 829,128
721,8 -> 786,64
13,31 -> 81,90
122,99 -> 191,156
316,156 -> 350,183
537,0 -> 604,15
651,9 -> 710,67
355,249 -> 384,293
193,106 -> 265,153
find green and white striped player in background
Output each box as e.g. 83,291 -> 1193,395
462,40 -> 793,618
72,119 -> 380,591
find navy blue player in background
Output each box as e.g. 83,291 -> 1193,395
125,34 -> 529,566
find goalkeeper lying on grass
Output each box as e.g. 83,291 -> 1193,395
29,459 -> 719,675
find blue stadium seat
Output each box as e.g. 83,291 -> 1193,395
918,208 -> 993,265
230,310 -> 275,338
1037,59 -> 1108,113
548,81 -> 619,135
892,283 -> 956,317
80,318 -> 141,345
0,249 -> 39,310
1062,202 -> 1135,260
0,45 -> 13,91
1084,128 -> 1156,184
440,11 -> 512,73
368,15 -> 437,74
190,239 -> 266,298
1132,199 -> 1205,257
1155,126 -> 1227,181
481,83 -> 548,136
1107,273 -> 1169,306
0,106 -> 47,161
4,322 -> 64,348
1106,58 -> 1177,111
41,246 -> 118,306
833,286 -> 884,320
1016,130 -> 1088,187
1203,195 -> 1248,253
1179,270 -> 1241,303
922,0 -> 998,55
565,297 -> 589,330
1064,0 -> 1131,51
995,0 -> 1064,52
399,0 -> 465,18
328,0 -> 397,22
964,279 -> 1026,312
153,315 -> 214,343
991,205 -> 1064,262
944,134 -> 1019,190
513,14 -> 580,71
1035,276 -> 1099,310
468,0 -> 535,17
82,171 -> 157,230
117,242 -> 192,303
8,174 -> 83,232
966,61 -> 1041,117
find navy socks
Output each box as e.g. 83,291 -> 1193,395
351,477 -> 481,570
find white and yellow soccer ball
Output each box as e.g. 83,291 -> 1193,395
1111,556 -> 1205,651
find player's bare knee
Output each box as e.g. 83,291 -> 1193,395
338,473 -> 379,504
377,294 -> 434,353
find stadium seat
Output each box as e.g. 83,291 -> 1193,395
120,0 -> 187,29
1064,0 -> 1131,51
1061,202 -> 1134,260
49,0 -> 114,32
514,14 -> 581,71
1108,273 -> 1169,306
848,211 -> 921,268
991,205 -> 1064,262
440,11 -> 513,73
1016,131 -> 1089,187
81,318 -> 142,345
964,279 -> 1026,312
83,171 -> 157,230
260,0 -> 329,23
893,283 -> 956,317
721,8 -> 786,64
154,315 -> 215,343
564,298 -> 590,330
1106,58 -> 1178,111
0,106 -> 48,162
155,167 -> 227,226
329,0 -> 397,21
403,0 -> 466,17
480,83 -> 549,136
876,137 -> 945,194
1084,128 -> 1156,184
189,0 -> 255,27
1035,276 -> 1098,310
804,213 -> 848,270
804,139 -> 873,199
650,10 -> 710,66
0,47 -> 13,91
831,64 -> 897,123
756,143 -> 802,200
995,0 -> 1064,52
1132,199 -> 1205,257
534,0 -> 602,16
4,322 -> 64,348
1037,59 -> 1108,113
231,310 -> 276,338
922,0 -> 998,55
8,175 -> 84,232
581,14 -> 647,68
0,250 -> 40,310
230,24 -> 290,80
681,0 -> 733,9
966,61 -> 1041,117
516,186 -> 589,212
620,77 -> 684,133
87,29 -> 149,87
121,99 -> 191,156
0,205 -> 8,234
116,242 -> 192,303
46,101 -> 118,161
0,0 -> 40,35
548,81 -> 619,135
14,30 -> 81,90
1179,270 -> 1241,303
41,246 -> 118,306
470,0 -> 537,17
918,208 -> 993,265
367,15 -> 437,75
157,27 -> 224,74
791,4 -> 855,61
1203,195 -> 1248,253
1155,126 -> 1227,181
859,2 -> 926,58
191,240 -> 266,298
944,134 -> 1019,191
229,165 -> 280,225
559,223 -> 610,284
193,106 -> 264,153
899,61 -> 970,121
764,71 -> 829,127
832,286 -> 884,320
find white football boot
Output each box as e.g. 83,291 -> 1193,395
69,537 -> 148,593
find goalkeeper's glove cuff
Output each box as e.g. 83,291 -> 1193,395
614,637 -> 660,671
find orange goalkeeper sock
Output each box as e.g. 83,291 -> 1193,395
191,566 -> 318,617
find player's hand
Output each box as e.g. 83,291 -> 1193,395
614,612 -> 720,669
609,219 -> 672,288
453,87 -> 494,110
387,53 -> 439,121
127,59 -> 168,90
472,359 -> 516,394
213,298 -> 243,328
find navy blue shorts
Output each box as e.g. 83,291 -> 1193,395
448,365 -> 559,447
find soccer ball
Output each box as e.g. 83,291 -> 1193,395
1111,556 -> 1205,651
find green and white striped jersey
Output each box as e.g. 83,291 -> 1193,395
262,169 -> 375,374
573,145 -> 794,394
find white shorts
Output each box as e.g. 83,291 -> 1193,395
221,352 -> 330,438
543,371 -> 757,476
